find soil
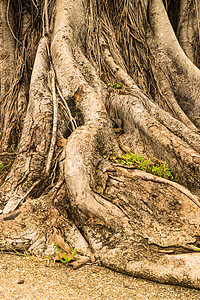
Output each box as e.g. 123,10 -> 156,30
1,253 -> 200,299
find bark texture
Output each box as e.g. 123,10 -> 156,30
0,0 -> 200,289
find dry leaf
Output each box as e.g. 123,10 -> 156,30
90,253 -> 95,263
17,279 -> 25,284
113,128 -> 121,133
57,138 -> 67,147
71,257 -> 90,270
76,249 -> 83,254
75,93 -> 81,103
92,268 -> 100,274
87,217 -> 95,224
52,230 -> 71,253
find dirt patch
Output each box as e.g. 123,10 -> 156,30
0,253 -> 200,299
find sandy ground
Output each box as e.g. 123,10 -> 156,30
0,253 -> 200,300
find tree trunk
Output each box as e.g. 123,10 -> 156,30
1,0 -> 200,289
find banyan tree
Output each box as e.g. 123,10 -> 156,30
1,0 -> 200,289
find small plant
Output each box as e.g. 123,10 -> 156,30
113,153 -> 177,181
96,188 -> 113,199
108,82 -> 125,89
0,163 -> 4,173
0,147 -> 16,175
0,240 -> 46,261
54,243 -> 79,264
192,117 -> 200,127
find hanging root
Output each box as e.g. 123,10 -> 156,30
45,68 -> 58,176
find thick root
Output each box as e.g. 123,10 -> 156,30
148,0 -> 200,126
1,0 -> 200,291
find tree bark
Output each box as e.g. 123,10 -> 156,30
0,0 -> 200,289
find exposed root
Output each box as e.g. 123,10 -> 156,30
1,36 -> 53,213
1,0 -> 200,290
106,91 -> 200,195
101,251 -> 200,290
102,40 -> 197,132
148,0 -> 200,126
0,181 -> 91,257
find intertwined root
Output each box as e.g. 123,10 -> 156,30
148,0 -> 200,126
1,0 -> 200,290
